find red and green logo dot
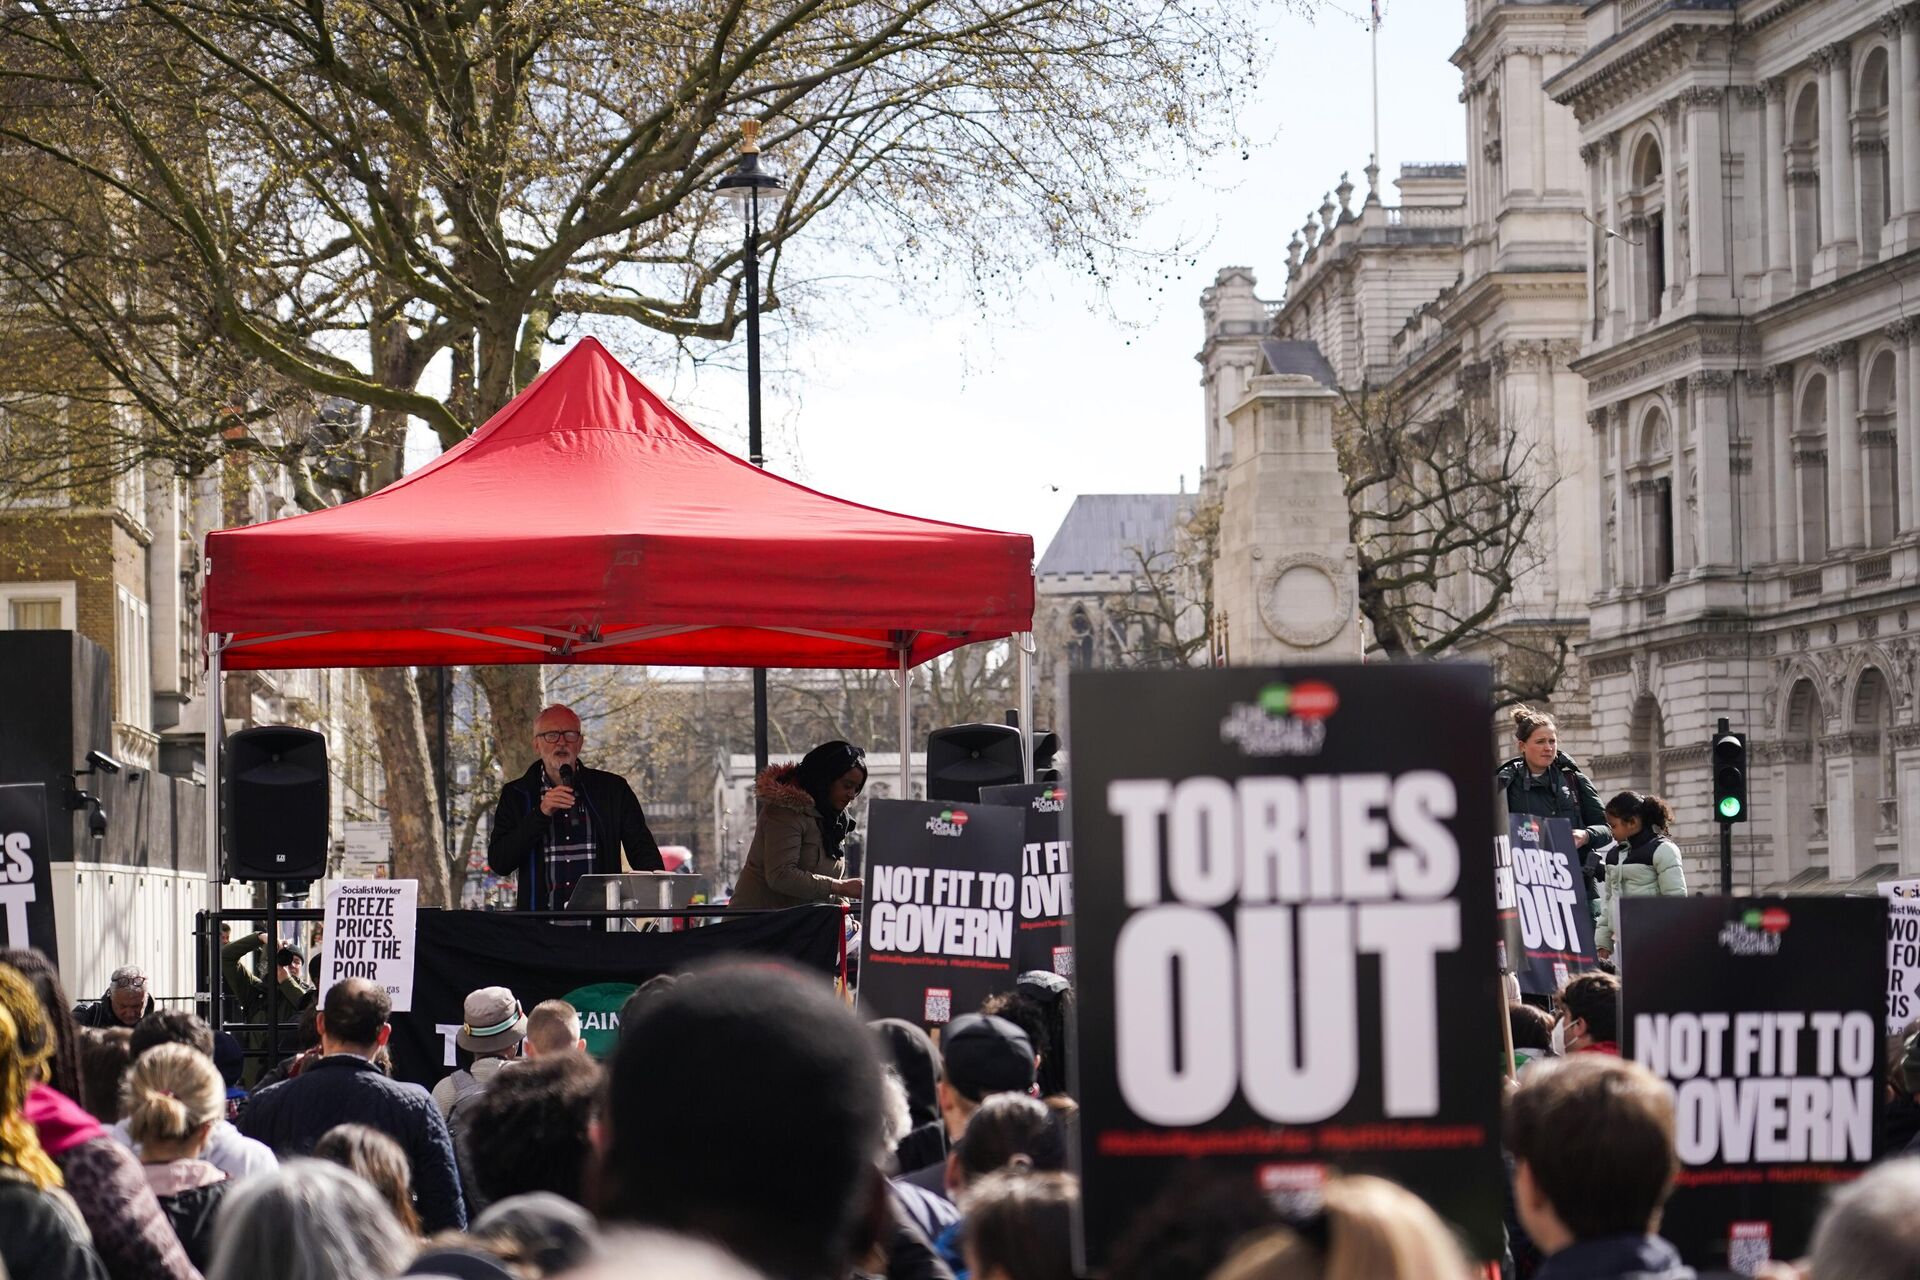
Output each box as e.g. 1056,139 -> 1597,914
1257,681 -> 1340,721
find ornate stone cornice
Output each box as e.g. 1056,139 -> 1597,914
1587,653 -> 1635,679
1891,724 -> 1920,750
1630,477 -> 1666,495
1587,408 -> 1609,430
1795,447 -> 1830,465
1669,377 -> 1690,404
1866,428 -> 1899,447
1822,731 -> 1880,754
1680,86 -> 1724,109
1601,133 -> 1620,157
1817,340 -> 1859,366
1769,361 -> 1797,383
1888,318 -> 1916,343
1754,740 -> 1814,764
1856,138 -> 1891,156
1749,364 -> 1780,388
1731,455 -> 1755,475
1690,370 -> 1732,391
1580,142 -> 1601,165
1764,76 -> 1788,103
1810,42 -> 1852,73
1735,85 -> 1767,109
1880,11 -> 1904,40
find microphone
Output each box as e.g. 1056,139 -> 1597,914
558,763 -> 575,788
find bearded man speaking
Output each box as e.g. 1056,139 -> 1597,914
487,703 -> 664,911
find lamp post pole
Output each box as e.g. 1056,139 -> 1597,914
716,122 -> 786,775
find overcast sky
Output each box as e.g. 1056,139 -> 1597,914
410,2 -> 1470,561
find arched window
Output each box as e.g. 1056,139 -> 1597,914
1789,85 -> 1822,286
1638,406 -> 1676,583
1628,693 -> 1665,795
1864,350 -> 1899,544
1631,137 -> 1667,321
1858,48 -> 1892,260
1068,606 -> 1094,670
1780,678 -> 1826,881
1796,372 -> 1830,560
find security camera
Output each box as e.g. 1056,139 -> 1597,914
87,804 -> 108,838
85,749 -> 124,775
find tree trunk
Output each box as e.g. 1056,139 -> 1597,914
475,665 -> 545,783
361,666 -> 452,907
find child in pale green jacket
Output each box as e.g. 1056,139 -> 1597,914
1594,791 -> 1688,962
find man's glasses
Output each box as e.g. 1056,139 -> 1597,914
535,730 -> 583,744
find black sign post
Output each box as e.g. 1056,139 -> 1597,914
980,781 -> 1075,980
0,783 -> 59,964
1621,895 -> 1884,1274
1067,664 -> 1504,1268
858,798 -> 1025,1028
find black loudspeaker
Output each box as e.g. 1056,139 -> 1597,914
223,726 -> 329,881
927,723 -> 1026,802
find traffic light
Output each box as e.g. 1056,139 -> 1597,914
1711,720 -> 1748,824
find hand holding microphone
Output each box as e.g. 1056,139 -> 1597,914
540,763 -> 578,816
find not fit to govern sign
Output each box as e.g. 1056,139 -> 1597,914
321,878 -> 419,1010
0,784 -> 59,964
858,798 -> 1024,1028
1622,895 -> 1884,1275
1067,665 -> 1505,1268
980,781 -> 1075,979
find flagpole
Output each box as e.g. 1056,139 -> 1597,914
1370,3 -> 1381,174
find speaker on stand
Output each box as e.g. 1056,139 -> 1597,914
926,723 -> 1027,802
222,725 -> 330,882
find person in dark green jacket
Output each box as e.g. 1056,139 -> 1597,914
1496,705 -> 1609,907
221,932 -> 312,1085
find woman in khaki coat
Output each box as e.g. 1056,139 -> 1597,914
730,740 -> 868,910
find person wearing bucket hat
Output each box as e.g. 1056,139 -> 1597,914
730,740 -> 869,910
432,988 -> 528,1120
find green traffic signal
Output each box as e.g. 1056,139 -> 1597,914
1718,795 -> 1743,820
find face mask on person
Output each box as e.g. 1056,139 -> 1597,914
1551,1018 -> 1568,1056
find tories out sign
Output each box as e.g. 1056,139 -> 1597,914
980,781 -> 1075,979
0,784 -> 58,964
1621,896 -> 1884,1274
1497,814 -> 1597,994
1068,665 -> 1504,1267
859,798 -> 1025,1028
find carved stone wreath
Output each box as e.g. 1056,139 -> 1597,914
1257,552 -> 1356,648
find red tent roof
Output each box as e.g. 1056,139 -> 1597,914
204,338 -> 1034,671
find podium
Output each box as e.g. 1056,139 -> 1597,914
567,872 -> 715,931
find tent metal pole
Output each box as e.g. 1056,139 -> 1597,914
898,645 -> 912,799
204,635 -> 222,921
1018,634 -> 1035,784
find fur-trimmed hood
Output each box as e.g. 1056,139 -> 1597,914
755,765 -> 819,815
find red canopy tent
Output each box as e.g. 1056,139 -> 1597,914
199,337 -> 1036,893
204,336 -> 1033,670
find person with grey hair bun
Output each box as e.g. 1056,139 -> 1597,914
207,1158 -> 414,1280
1801,1158 -> 1920,1280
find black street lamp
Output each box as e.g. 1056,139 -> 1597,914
715,121 -> 787,773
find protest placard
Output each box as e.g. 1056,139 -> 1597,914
1622,896 -> 1885,1274
980,781 -> 1075,980
1067,665 -> 1505,1268
0,784 -> 58,964
320,879 -> 419,1010
1879,879 -> 1920,1034
1501,814 -> 1596,995
858,798 -> 1025,1028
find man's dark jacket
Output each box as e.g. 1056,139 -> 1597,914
486,761 -> 664,911
237,1054 -> 467,1232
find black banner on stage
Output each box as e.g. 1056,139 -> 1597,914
0,783 -> 59,965
858,798 -> 1024,1028
980,781 -> 1075,980
1622,896 -> 1885,1274
1501,815 -> 1596,995
1067,665 -> 1505,1268
391,905 -> 842,1086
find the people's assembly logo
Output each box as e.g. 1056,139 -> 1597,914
1219,680 -> 1339,757
1032,786 -> 1065,814
925,807 -> 970,838
1718,906 -> 1790,957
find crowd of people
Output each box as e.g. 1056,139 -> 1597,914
5,708 -> 1920,1280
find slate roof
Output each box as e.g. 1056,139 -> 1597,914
1259,340 -> 1339,388
1037,494 -> 1182,577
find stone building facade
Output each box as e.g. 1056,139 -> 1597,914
1201,0 -> 1602,752
1548,0 -> 1920,890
